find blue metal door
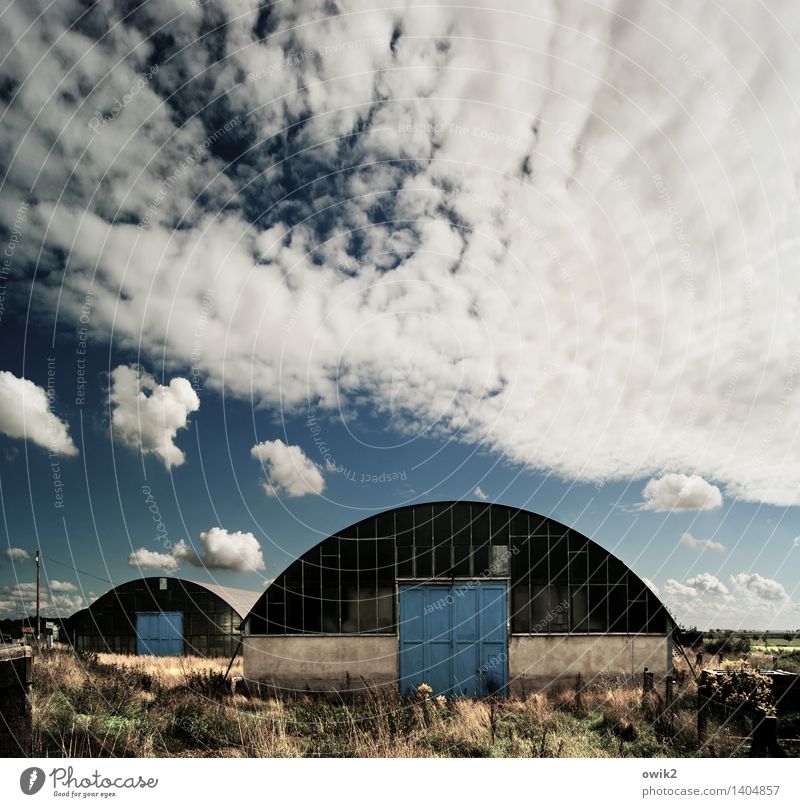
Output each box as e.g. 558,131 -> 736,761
135,612 -> 183,656
399,582 -> 507,696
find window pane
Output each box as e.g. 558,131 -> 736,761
471,506 -> 490,547
588,585 -> 608,631
588,546 -> 608,583
433,503 -> 452,544
376,539 -> 395,584
396,508 -> 414,546
472,543 -> 489,578
377,511 -> 394,539
359,539 -> 378,577
435,544 -> 452,577
415,547 -> 433,579
608,584 -> 627,632
510,510 -> 529,536
266,588 -> 286,634
341,537 -> 358,571
549,584 -> 570,631
358,586 -> 378,633
322,585 -> 340,632
568,549 -> 588,584
549,532 -> 568,583
530,536 -> 548,583
396,545 -> 413,578
571,585 -> 588,631
376,586 -> 394,632
608,555 -> 628,585
646,602 -> 666,633
414,504 -> 433,545
511,584 -> 530,633
302,560 -> 322,633
453,505 -> 471,544
490,544 -> 510,576
491,508 -> 510,545
453,542 -> 471,576
285,586 -> 303,633
341,586 -> 358,632
531,585 -> 550,632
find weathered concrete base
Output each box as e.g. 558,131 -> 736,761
243,635 -> 397,694
0,645 -> 33,757
508,634 -> 671,696
244,633 -> 672,697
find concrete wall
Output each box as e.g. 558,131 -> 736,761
0,645 -> 33,757
245,632 -> 671,696
244,635 -> 398,693
508,633 -> 671,695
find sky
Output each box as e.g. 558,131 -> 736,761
0,0 -> 799,630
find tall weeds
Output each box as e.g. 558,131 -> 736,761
31,647 -> 749,758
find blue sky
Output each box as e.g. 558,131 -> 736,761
0,0 -> 799,629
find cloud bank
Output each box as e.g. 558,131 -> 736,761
2,2 -> 800,503
129,527 -> 265,573
663,571 -> 797,630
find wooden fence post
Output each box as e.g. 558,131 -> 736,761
0,645 -> 33,757
697,671 -> 709,745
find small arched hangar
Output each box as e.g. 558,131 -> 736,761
242,501 -> 676,695
67,577 -> 261,657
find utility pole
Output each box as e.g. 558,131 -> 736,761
35,549 -> 40,641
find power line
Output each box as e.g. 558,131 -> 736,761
42,555 -> 111,584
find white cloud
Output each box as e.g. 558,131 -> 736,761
0,580 -> 85,618
642,474 -> 723,512
127,547 -> 180,572
662,571 -> 798,629
261,578 -> 275,588
174,528 -> 266,572
793,536 -> 800,547
129,528 -> 265,573
729,573 -> 787,602
473,485 -> 488,501
0,371 -> 77,456
250,440 -> 325,498
2,547 -> 30,563
5,3 -> 800,505
686,573 -> 730,597
680,531 -> 726,553
109,365 -> 199,469
47,580 -> 78,592
663,579 -> 698,599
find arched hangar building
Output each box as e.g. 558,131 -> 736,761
242,502 -> 676,695
67,577 -> 261,657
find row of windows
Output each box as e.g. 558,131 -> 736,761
249,581 -> 667,635
71,632 -> 238,657
75,610 -> 237,635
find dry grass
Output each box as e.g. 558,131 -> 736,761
29,647 -> 773,758
94,651 -> 242,685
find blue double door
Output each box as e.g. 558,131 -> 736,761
399,582 -> 508,696
135,611 -> 183,656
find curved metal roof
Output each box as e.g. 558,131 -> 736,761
71,577 -> 261,620
244,500 -> 676,629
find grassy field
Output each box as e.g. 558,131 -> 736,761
30,647 -> 788,758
